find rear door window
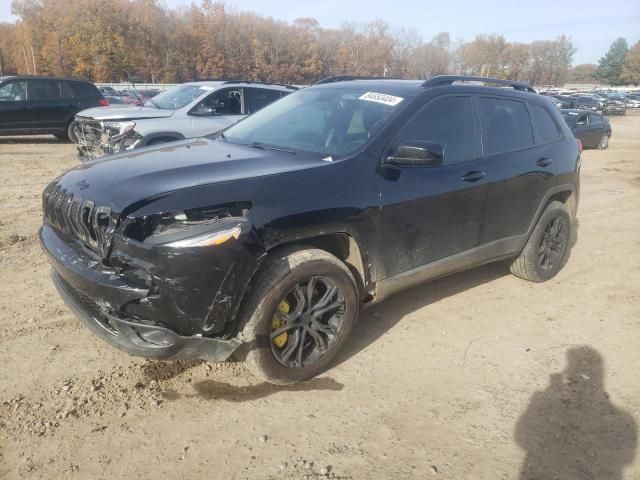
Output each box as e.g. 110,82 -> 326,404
590,114 -> 604,126
244,88 -> 283,114
529,103 -> 562,143
394,95 -> 479,164
479,97 -> 534,155
28,80 -> 61,101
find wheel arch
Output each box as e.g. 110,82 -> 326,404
527,184 -> 578,237
263,232 -> 371,302
141,131 -> 186,146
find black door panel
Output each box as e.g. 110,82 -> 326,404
377,94 -> 485,279
477,96 -> 555,244
0,80 -> 29,132
27,79 -> 65,131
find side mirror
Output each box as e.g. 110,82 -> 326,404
384,141 -> 444,167
191,105 -> 217,116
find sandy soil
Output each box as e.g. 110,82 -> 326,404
0,113 -> 639,480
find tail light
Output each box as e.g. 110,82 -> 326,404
576,139 -> 583,153
99,98 -> 109,106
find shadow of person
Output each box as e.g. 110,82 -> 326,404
515,346 -> 637,480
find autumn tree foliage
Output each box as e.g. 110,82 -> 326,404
0,0 -> 591,86
620,41 -> 640,86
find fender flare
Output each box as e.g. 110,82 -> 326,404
525,183 -> 577,237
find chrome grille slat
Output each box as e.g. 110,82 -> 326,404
43,182 -> 113,256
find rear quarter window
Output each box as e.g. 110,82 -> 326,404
65,81 -> 99,98
529,104 -> 562,143
479,97 -> 534,155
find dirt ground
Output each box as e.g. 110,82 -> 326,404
0,112 -> 639,480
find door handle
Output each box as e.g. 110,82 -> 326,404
536,157 -> 553,167
461,170 -> 486,182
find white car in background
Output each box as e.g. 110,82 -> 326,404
74,81 -> 296,160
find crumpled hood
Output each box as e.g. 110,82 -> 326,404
76,105 -> 175,121
49,138 -> 327,216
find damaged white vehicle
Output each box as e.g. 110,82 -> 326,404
74,81 -> 296,160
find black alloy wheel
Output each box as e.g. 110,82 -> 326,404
270,276 -> 346,368
538,216 -> 568,272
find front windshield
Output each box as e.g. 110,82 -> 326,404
223,87 -> 409,157
144,84 -> 210,110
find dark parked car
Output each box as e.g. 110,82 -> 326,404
602,97 -> 626,115
551,95 -> 576,109
571,95 -> 600,111
561,109 -> 612,149
40,75 -> 580,384
0,76 -> 107,141
123,89 -> 161,105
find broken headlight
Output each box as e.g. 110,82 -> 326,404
102,121 -> 136,140
122,203 -> 251,248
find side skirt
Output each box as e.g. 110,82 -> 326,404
371,234 -> 526,304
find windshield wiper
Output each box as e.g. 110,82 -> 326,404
247,142 -> 296,154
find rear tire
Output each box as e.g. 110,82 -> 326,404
238,247 -> 359,384
510,201 -> 572,283
597,135 -> 609,150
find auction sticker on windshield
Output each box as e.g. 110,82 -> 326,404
359,92 -> 404,106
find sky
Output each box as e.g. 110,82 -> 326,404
1,0 -> 638,64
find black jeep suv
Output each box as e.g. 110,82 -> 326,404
0,75 -> 106,141
40,76 -> 580,384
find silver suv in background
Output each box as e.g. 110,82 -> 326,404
75,81 -> 296,160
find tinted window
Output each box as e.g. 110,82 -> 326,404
576,113 -> 588,125
590,114 -> 604,126
529,104 -> 561,143
479,97 -> 534,155
66,81 -> 98,98
394,95 -> 478,164
28,80 -> 60,101
0,81 -> 27,101
244,88 -> 284,114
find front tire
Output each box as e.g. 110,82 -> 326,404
239,247 -> 359,384
510,201 -> 572,283
67,121 -> 79,143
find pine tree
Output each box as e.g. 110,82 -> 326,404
595,38 -> 629,86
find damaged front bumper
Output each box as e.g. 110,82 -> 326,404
40,223 -> 257,361
75,117 -> 143,161
51,271 -> 240,360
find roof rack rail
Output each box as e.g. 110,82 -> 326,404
422,75 -> 536,93
314,76 -> 395,85
194,79 -> 298,90
219,79 -> 299,90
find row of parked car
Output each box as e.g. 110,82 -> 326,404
541,90 -> 640,115
0,74 -> 622,160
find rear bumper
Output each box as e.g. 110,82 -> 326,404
52,271 -> 240,361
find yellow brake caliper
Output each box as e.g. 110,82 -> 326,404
271,300 -> 290,348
